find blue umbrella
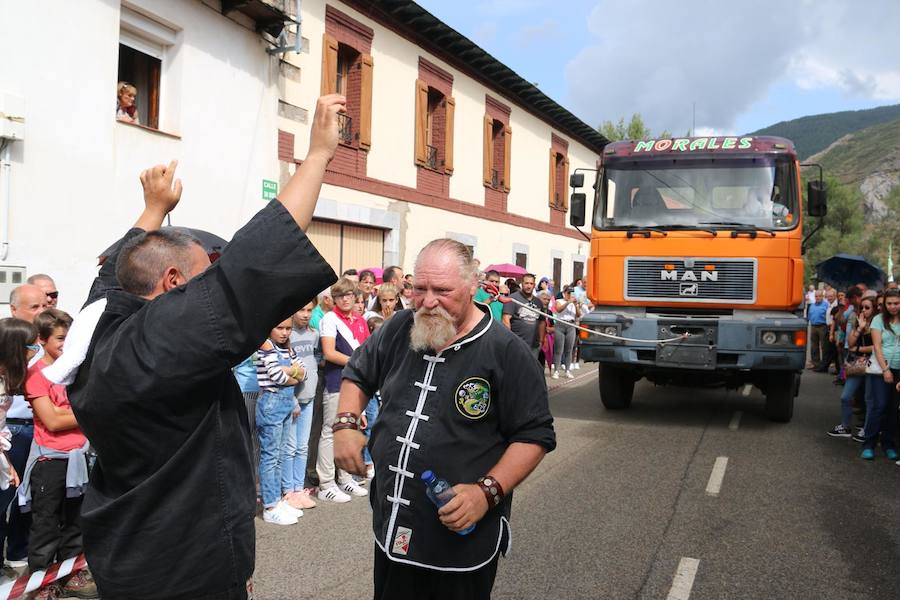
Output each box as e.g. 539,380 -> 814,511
815,254 -> 886,290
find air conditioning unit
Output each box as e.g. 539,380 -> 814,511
0,93 -> 25,141
0,266 -> 26,304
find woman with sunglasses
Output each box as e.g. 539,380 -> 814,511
861,289 -> 900,460
829,298 -> 876,439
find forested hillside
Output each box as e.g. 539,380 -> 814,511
750,104 -> 900,159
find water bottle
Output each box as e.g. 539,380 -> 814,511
421,470 -> 475,535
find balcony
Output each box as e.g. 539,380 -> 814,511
426,144 -> 438,170
338,113 -> 353,145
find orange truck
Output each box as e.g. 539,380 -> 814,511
569,135 -> 827,422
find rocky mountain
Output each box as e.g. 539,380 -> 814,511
807,117 -> 900,218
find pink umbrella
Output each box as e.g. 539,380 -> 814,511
363,266 -> 384,284
485,263 -> 527,278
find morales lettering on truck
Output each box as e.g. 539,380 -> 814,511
634,136 -> 753,153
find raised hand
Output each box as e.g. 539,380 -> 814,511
307,94 -> 347,163
140,159 -> 183,217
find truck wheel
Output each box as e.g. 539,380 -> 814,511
764,371 -> 795,423
599,365 -> 634,409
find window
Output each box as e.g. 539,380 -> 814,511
553,258 -> 562,292
548,149 -> 570,211
321,34 -> 373,150
573,261 -> 585,282
515,252 -> 528,269
117,7 -> 175,130
415,80 -> 454,173
483,116 -> 511,191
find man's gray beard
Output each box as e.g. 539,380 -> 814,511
409,306 -> 457,352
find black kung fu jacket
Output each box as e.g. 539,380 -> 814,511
68,201 -> 336,600
342,304 -> 556,572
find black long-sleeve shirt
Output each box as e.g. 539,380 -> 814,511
69,201 -> 336,599
343,305 -> 556,572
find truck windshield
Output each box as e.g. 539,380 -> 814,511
594,157 -> 797,231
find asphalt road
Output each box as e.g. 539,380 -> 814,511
253,367 -> 900,600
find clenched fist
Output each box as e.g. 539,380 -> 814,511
140,159 -> 182,217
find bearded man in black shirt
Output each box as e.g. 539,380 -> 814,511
335,239 -> 556,600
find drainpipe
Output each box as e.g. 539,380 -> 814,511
0,139 -> 11,261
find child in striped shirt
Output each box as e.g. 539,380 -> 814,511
255,318 -> 306,526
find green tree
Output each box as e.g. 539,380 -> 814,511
598,113 -> 665,141
801,174 -> 877,281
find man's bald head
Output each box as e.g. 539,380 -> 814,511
116,229 -> 210,299
9,284 -> 49,322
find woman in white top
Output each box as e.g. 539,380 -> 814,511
551,285 -> 581,379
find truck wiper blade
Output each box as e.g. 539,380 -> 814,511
698,221 -> 776,237
621,226 -> 668,238
657,224 -> 718,236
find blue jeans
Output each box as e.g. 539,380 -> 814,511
363,396 -> 379,465
863,369 -> 900,451
256,388 -> 295,508
280,400 -> 314,493
840,375 -> 866,427
0,424 -> 33,562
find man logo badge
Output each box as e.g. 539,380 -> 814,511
680,282 -> 699,296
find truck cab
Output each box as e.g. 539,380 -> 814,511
569,135 -> 826,422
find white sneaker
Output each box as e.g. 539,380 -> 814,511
340,478 -> 369,497
263,504 -> 298,525
572,362 -> 581,370
318,484 -> 352,503
551,370 -> 559,379
565,370 -> 575,379
279,500 -> 303,518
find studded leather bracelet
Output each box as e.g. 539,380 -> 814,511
332,412 -> 360,432
477,475 -> 505,508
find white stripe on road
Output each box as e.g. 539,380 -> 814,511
666,557 -> 700,600
705,457 -> 729,497
728,411 -> 742,430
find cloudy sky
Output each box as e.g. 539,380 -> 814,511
416,0 -> 900,136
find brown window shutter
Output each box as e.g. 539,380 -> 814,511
548,149 -> 557,208
321,34 -> 338,95
444,96 -> 455,174
414,79 -> 428,165
563,157 -> 570,210
483,115 -> 493,185
503,125 -> 512,192
359,54 -> 374,150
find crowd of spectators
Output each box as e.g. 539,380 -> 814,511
809,281 -> 900,462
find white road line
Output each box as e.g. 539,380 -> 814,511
728,411 -> 742,430
705,457 -> 729,497
666,557 -> 700,600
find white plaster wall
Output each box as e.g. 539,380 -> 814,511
0,0 -> 279,311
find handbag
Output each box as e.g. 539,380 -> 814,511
865,356 -> 884,375
844,354 -> 869,377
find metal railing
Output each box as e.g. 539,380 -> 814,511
426,144 -> 438,169
338,113 -> 353,145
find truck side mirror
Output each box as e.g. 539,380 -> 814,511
807,180 -> 827,217
570,173 -> 584,188
570,193 -> 586,227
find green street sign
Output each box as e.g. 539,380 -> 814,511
262,179 -> 278,201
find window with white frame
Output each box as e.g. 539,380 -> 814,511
116,7 -> 176,130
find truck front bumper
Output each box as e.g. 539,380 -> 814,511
579,308 -> 806,372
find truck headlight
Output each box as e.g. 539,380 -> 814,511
761,331 -> 778,345
601,326 -> 619,336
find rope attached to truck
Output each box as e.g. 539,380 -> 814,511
500,295 -> 689,345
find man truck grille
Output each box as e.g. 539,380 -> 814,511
624,258 -> 757,304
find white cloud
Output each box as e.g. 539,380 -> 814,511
566,0 -> 900,134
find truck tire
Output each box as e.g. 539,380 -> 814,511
599,365 -> 634,410
764,371 -> 795,423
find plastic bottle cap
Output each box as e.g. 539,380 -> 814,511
420,470 -> 434,481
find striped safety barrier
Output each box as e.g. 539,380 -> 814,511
0,554 -> 87,600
